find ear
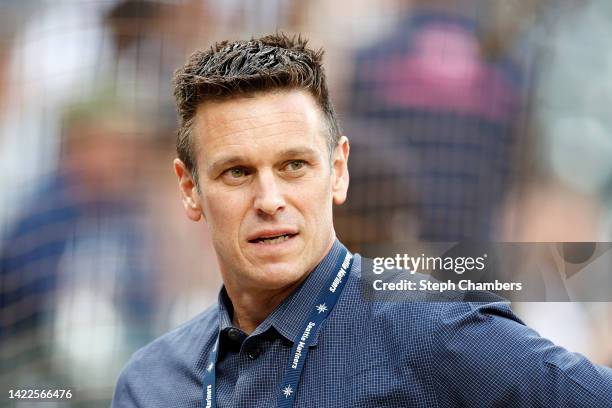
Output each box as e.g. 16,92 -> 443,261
331,136 -> 350,205
173,158 -> 204,222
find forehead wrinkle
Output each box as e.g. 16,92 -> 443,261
195,119 -> 316,156
197,109 -> 309,136
228,118 -> 308,138
202,126 -> 318,167
200,121 -> 316,157
201,116 -> 317,156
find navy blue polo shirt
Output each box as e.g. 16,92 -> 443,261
112,239 -> 612,407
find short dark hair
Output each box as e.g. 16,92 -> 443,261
173,32 -> 341,183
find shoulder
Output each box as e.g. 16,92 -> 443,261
348,254 -> 524,333
343,255 -> 528,354
336,259 -> 532,392
112,304 -> 219,406
356,293 -> 523,344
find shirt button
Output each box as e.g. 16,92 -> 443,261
227,328 -> 241,342
246,347 -> 260,360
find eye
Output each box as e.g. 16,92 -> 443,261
228,167 -> 246,178
221,167 -> 251,183
285,160 -> 306,171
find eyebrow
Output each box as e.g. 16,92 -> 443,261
207,146 -> 319,176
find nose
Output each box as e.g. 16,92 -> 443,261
253,169 -> 286,216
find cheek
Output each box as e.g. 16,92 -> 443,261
294,181 -> 333,222
203,189 -> 250,233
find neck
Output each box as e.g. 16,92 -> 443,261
224,236 -> 336,334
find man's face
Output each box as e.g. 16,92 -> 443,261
174,90 -> 349,292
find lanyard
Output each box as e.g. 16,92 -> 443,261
202,248 -> 353,408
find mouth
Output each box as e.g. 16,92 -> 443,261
248,232 -> 298,245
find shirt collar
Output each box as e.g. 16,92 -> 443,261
217,239 -> 351,346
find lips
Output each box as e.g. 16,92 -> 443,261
247,229 -> 299,244
253,234 -> 293,244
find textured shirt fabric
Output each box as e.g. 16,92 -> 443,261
112,240 -> 612,407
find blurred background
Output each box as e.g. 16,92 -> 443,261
1,0 -> 612,406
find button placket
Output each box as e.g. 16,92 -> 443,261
246,347 -> 260,360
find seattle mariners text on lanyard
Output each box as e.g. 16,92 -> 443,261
202,248 -> 354,408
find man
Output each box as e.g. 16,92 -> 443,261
112,33 -> 612,407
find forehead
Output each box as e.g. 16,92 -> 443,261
193,90 -> 327,163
